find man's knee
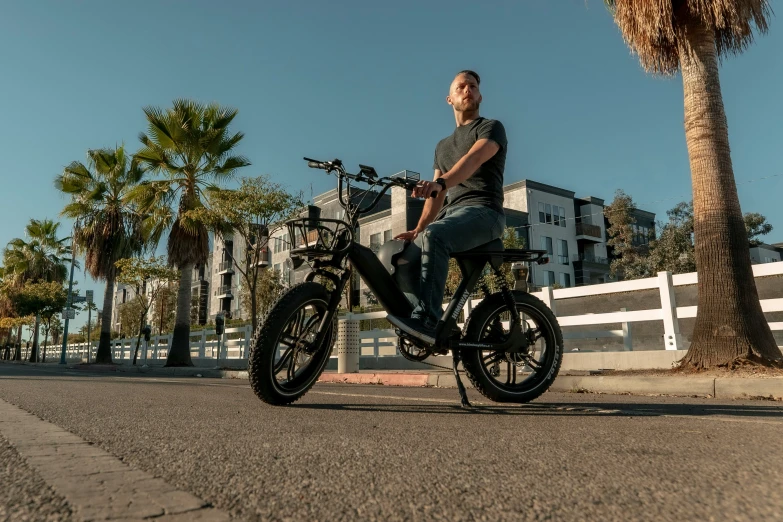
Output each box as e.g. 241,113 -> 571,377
420,224 -> 450,250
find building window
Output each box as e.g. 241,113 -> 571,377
370,232 -> 381,251
538,202 -> 545,223
559,207 -> 566,228
383,229 -> 392,243
560,273 -> 571,288
273,263 -> 280,274
543,270 -> 555,286
545,204 -> 552,224
540,236 -> 553,255
558,239 -> 569,264
553,206 -> 560,226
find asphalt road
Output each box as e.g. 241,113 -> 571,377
1,363 -> 782,522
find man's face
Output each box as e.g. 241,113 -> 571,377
447,73 -> 481,112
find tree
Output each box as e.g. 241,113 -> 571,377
132,100 -> 250,366
8,282 -> 67,362
150,283 -> 177,335
239,266 -> 286,323
115,257 -> 179,364
605,0 -> 782,368
3,219 -> 72,356
56,146 -> 146,364
50,316 -> 63,351
744,213 -> 773,247
603,190 -> 650,280
189,176 -> 303,331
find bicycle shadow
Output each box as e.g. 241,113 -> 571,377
291,396 -> 783,418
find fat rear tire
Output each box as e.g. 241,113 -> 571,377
248,282 -> 335,406
462,291 -> 563,403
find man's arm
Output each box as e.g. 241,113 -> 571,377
411,139 -> 500,198
394,170 -> 447,241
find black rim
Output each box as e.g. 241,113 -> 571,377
475,302 -> 555,393
269,298 -> 332,396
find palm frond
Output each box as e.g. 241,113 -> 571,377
607,0 -> 771,74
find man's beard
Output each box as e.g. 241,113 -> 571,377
454,98 -> 480,112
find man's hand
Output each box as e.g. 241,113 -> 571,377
394,229 -> 420,241
411,180 -> 444,199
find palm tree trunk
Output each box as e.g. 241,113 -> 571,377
28,315 -> 40,363
95,274 -> 116,364
678,20 -> 783,369
166,263 -> 195,367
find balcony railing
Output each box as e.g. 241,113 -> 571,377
218,261 -> 234,272
572,253 -> 610,265
575,223 -> 602,239
217,285 -> 233,297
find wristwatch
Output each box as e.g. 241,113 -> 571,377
435,178 -> 447,191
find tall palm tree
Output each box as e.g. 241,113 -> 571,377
605,0 -> 782,368
3,219 -> 72,361
132,99 -> 250,366
55,146 -> 146,364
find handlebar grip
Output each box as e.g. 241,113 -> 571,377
307,161 -> 323,169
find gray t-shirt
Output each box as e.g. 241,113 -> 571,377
433,117 -> 507,214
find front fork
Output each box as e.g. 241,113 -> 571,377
305,267 -> 352,355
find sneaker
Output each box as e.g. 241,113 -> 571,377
387,315 -> 437,345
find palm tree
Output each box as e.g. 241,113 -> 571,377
604,0 -> 782,368
132,99 -> 250,366
3,219 -> 72,361
55,146 -> 146,364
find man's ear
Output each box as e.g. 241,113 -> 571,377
446,95 -> 453,107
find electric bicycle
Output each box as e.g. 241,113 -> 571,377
247,158 -> 563,408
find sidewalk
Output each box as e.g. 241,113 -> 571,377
10,362 -> 782,401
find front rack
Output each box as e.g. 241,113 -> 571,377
286,218 -> 354,257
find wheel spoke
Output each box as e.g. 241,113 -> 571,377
523,355 -> 542,370
274,346 -> 294,374
287,348 -> 299,381
482,351 -> 505,366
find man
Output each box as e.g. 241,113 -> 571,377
387,70 -> 507,345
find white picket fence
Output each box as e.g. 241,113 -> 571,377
63,325 -> 253,364
62,262 -> 783,365
347,261 -> 783,358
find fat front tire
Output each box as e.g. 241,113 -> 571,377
248,282 -> 336,406
462,291 -> 563,403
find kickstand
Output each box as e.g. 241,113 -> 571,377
451,351 -> 472,409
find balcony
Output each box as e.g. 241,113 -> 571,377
217,261 -> 234,274
216,285 -> 233,298
250,248 -> 270,267
571,254 -> 610,266
575,223 -> 603,242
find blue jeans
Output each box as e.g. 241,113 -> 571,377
396,205 -> 506,326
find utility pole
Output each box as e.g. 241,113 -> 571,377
59,238 -> 77,365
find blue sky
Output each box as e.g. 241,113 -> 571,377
1,0 -> 782,332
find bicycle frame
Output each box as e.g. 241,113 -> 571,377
290,158 -> 548,354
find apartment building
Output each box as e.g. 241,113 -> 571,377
110,261 -> 211,334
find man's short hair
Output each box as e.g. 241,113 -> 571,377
456,70 -> 480,85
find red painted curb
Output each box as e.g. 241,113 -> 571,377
318,373 -> 430,387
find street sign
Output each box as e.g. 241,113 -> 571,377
62,308 -> 76,319
86,290 -> 94,304
72,295 -> 87,303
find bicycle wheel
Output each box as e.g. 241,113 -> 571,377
462,290 -> 563,403
248,282 -> 336,405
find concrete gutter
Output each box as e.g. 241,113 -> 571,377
11,362 -> 782,401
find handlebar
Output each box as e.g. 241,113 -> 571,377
302,156 -> 439,210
